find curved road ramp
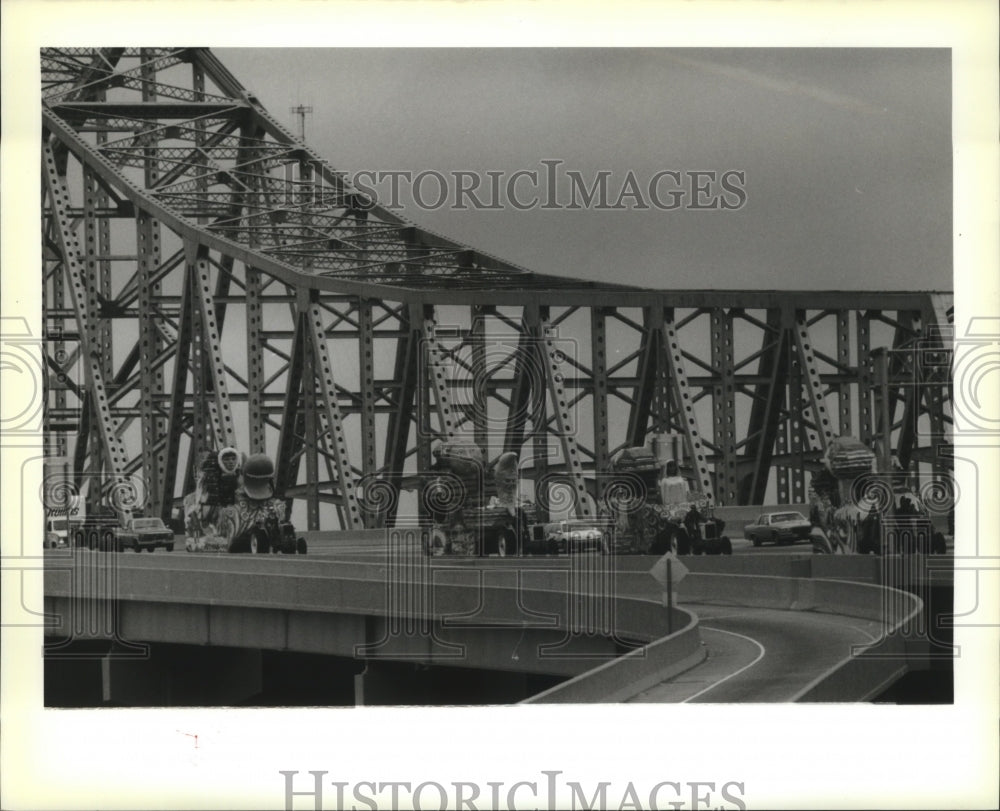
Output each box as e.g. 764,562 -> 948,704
524,570 -> 925,703
43,555 -> 923,704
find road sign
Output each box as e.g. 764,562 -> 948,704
649,551 -> 689,620
649,551 -> 689,589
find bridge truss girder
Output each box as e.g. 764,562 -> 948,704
40,48 -> 954,528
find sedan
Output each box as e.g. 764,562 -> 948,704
525,519 -> 611,555
118,516 -> 175,552
743,511 -> 812,547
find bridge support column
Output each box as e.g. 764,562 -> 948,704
353,660 -> 398,706
354,660 -> 551,705
99,644 -> 262,706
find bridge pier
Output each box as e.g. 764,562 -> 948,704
46,642 -> 263,706
105,644 -> 263,706
353,660 -> 397,706
353,659 -> 560,706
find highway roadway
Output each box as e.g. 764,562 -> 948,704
46,537 -> 900,703
629,606 -> 883,703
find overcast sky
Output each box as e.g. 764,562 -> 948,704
216,47 -> 952,292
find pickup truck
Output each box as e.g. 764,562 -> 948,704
45,515 -> 76,548
116,516 -> 175,553
743,511 -> 812,547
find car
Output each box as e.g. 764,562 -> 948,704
743,511 -> 812,547
116,516 -> 175,553
524,518 -> 611,555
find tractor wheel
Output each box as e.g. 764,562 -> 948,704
296,537 -> 308,555
496,528 -> 518,557
721,537 -> 733,555
430,527 -> 448,556
249,531 -> 269,554
931,532 -> 946,555
649,530 -> 670,556
675,529 -> 691,556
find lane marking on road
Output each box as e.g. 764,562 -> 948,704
681,626 -> 766,703
700,609 -> 880,645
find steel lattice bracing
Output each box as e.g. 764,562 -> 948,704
40,48 -> 955,528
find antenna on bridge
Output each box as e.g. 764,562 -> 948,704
290,104 -> 313,141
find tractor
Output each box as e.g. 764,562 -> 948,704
605,442 -> 731,555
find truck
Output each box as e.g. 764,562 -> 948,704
881,489 -> 947,555
808,435 -> 947,555
605,443 -> 732,555
45,514 -> 77,549
43,459 -> 80,549
419,442 -> 617,557
183,449 -> 308,555
115,515 -> 175,553
421,442 -> 524,556
419,438 -> 729,557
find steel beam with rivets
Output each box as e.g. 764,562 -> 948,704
305,297 -> 364,530
422,308 -> 459,443
661,312 -> 715,502
792,313 -> 835,454
43,140 -> 134,522
188,243 -> 238,452
535,309 -> 593,519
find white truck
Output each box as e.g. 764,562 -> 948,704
45,513 -> 78,548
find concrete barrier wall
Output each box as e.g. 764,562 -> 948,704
673,554 -> 814,579
712,504 -> 949,535
402,551 -> 941,590
677,572 -> 920,622
791,634 -> 911,702
45,556 -> 924,702
300,529 -> 387,546
81,558 -> 912,631
45,562 -> 700,682
522,609 -> 704,703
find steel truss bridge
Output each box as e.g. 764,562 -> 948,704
41,48 -> 954,530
